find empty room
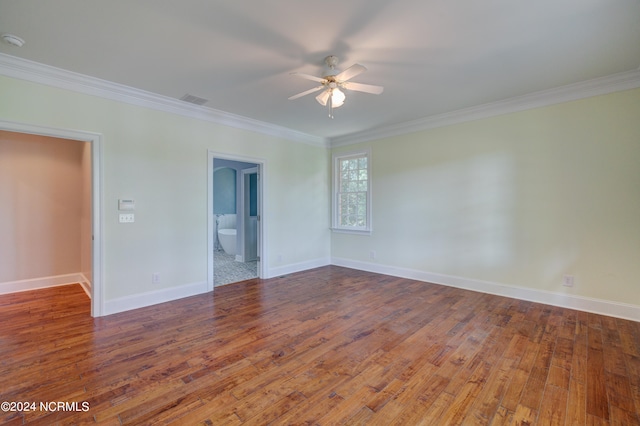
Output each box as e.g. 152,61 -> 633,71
1,1 -> 639,424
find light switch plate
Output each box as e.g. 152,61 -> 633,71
118,199 -> 135,211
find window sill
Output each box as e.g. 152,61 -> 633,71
331,227 -> 372,236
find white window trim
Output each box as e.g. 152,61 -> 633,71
331,148 -> 372,235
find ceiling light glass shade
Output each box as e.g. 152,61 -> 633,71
331,88 -> 345,107
316,90 -> 330,106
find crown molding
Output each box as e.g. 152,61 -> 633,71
3,53 -> 638,149
0,53 -> 327,148
330,69 -> 640,147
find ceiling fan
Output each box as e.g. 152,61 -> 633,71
288,55 -> 384,118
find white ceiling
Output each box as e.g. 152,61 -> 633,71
1,0 -> 639,142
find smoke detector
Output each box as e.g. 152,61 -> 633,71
1,34 -> 25,48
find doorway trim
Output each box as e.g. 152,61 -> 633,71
0,120 -> 104,316
207,150 -> 266,291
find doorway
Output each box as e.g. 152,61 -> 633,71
0,120 -> 103,316
207,151 -> 264,289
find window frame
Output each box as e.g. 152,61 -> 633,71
331,149 -> 372,235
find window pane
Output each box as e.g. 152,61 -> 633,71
348,194 -> 357,214
339,196 -> 348,211
335,152 -> 370,230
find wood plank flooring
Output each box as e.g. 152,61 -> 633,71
1,266 -> 639,425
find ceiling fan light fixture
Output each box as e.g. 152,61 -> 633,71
315,88 -> 345,108
289,55 -> 383,118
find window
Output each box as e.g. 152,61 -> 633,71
332,150 -> 371,234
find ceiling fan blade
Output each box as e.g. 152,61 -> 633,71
342,81 -> 384,95
335,64 -> 367,82
315,90 -> 331,106
290,72 -> 326,83
288,85 -> 324,100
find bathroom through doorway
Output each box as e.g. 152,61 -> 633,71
208,152 -> 263,288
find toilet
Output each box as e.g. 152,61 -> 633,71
217,228 -> 237,255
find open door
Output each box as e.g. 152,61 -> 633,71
242,167 -> 259,264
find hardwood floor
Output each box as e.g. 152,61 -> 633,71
1,266 -> 639,425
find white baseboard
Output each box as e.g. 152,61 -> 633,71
267,257 -> 331,279
78,273 -> 92,298
0,273 -> 86,295
104,257 -> 330,316
331,257 -> 640,322
103,281 -> 209,316
7,262 -> 637,322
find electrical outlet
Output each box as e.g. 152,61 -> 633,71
152,273 -> 160,284
370,250 -> 377,260
119,213 -> 135,223
562,274 -> 574,287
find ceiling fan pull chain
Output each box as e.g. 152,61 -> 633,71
328,91 -> 334,118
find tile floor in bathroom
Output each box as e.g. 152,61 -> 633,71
214,249 -> 258,286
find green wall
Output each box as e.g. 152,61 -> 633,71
2,71 -> 639,314
332,88 -> 640,307
0,75 -> 331,303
